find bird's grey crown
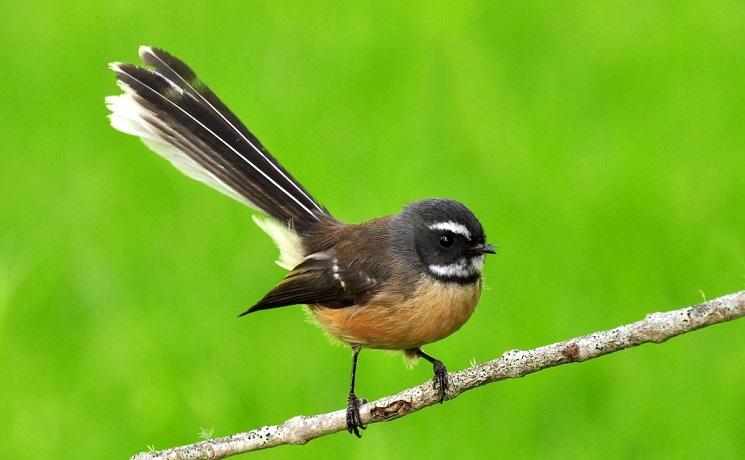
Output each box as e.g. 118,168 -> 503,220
391,199 -> 489,284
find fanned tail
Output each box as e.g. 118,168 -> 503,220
105,46 -> 329,235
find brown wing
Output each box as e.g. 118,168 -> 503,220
240,254 -> 381,315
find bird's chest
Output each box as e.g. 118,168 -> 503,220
309,276 -> 482,350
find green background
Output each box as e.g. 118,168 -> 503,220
2,1 -> 744,459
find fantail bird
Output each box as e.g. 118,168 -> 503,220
106,46 -> 496,437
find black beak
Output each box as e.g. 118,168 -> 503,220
468,243 -> 496,255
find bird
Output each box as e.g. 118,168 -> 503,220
105,46 -> 496,437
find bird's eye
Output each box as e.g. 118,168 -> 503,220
439,234 -> 453,248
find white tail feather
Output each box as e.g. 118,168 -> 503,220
108,89 -> 303,263
107,91 -> 252,207
107,63 -> 320,220
252,215 -> 305,270
138,46 -> 325,216
106,56 -> 319,266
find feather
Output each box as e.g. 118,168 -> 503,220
241,254 -> 380,315
251,215 -> 305,269
105,47 -> 331,237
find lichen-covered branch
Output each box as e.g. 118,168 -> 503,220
132,290 -> 745,460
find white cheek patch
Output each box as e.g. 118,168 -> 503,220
106,81 -> 254,208
428,256 -> 484,279
428,221 -> 471,240
470,255 -> 485,271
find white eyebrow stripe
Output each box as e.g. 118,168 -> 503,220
428,221 -> 471,240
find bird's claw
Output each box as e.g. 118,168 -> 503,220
346,393 -> 367,438
432,360 -> 449,403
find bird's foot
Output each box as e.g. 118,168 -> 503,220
432,360 -> 450,403
346,393 -> 367,438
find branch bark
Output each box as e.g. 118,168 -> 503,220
132,290 -> 745,460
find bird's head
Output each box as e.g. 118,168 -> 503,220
393,199 -> 495,283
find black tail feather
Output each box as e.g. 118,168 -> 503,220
108,47 -> 330,234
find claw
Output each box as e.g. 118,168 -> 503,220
346,393 -> 367,438
432,360 -> 450,403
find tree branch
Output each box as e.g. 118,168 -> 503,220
132,290 -> 745,460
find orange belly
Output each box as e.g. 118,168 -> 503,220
309,276 -> 482,350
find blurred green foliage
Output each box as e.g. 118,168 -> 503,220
1,1 -> 744,459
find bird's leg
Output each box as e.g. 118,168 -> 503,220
346,345 -> 366,437
412,348 -> 450,403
